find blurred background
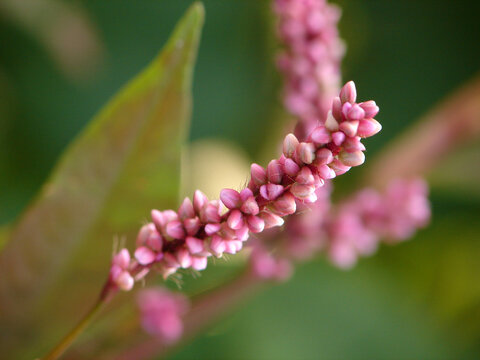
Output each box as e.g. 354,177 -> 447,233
1,0 -> 480,359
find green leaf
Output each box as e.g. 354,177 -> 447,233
0,2 -> 204,356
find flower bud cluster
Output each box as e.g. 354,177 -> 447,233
109,81 -> 380,291
274,0 -> 345,139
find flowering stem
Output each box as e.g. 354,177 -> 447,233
41,282 -> 114,360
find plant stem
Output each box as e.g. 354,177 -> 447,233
41,281 -> 114,360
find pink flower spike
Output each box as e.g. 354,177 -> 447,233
166,220 -> 186,239
260,183 -> 284,201
357,118 -> 382,138
272,192 -> 297,215
339,150 -> 365,167
359,100 -> 379,118
340,80 -> 357,104
135,246 -> 156,265
283,133 -> 299,158
204,223 -> 221,235
339,120 -> 359,137
178,197 -> 195,220
332,131 -> 346,146
310,126 -> 331,144
186,236 -> 204,254
247,215 -> 265,233
259,210 -> 285,229
193,190 -> 208,213
220,188 -> 241,209
267,159 -> 284,184
251,164 -> 267,186
227,209 -> 244,230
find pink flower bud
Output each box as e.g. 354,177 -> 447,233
317,164 -> 336,179
310,126 -> 331,144
186,236 -> 204,254
259,210 -> 285,228
272,192 -> 297,215
297,142 -> 316,164
295,166 -> 315,185
291,183 -> 316,200
329,159 -> 351,175
357,118 -> 382,138
314,148 -> 333,166
236,226 -> 250,241
260,183 -> 284,201
241,196 -> 260,215
209,235 -> 226,257
340,80 -> 357,104
193,190 -> 208,213
204,223 -> 221,235
342,137 -> 365,152
178,197 -> 195,220
224,240 -> 243,254
116,271 -> 134,291
202,202 -> 221,223
332,131 -> 346,146
247,215 -> 265,233
191,256 -> 208,271
359,100 -> 379,118
339,120 -> 359,137
135,246 -> 156,265
239,188 -> 254,202
331,98 -> 343,122
166,220 -> 186,239
283,133 -> 299,158
227,209 -> 244,230
325,110 -> 339,131
251,163 -> 267,186
113,248 -> 131,269
267,159 -> 284,184
176,248 -> 192,269
339,150 -> 365,167
184,217 -> 201,236
151,209 -> 166,230
346,104 -> 365,121
284,158 -> 301,176
220,188 -> 241,209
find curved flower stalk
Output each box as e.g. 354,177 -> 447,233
109,80 -> 381,292
274,0 -> 345,140
249,178 -> 430,279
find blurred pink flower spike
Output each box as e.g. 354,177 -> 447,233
137,287 -> 190,344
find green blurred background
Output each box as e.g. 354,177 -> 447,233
1,0 -> 480,359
